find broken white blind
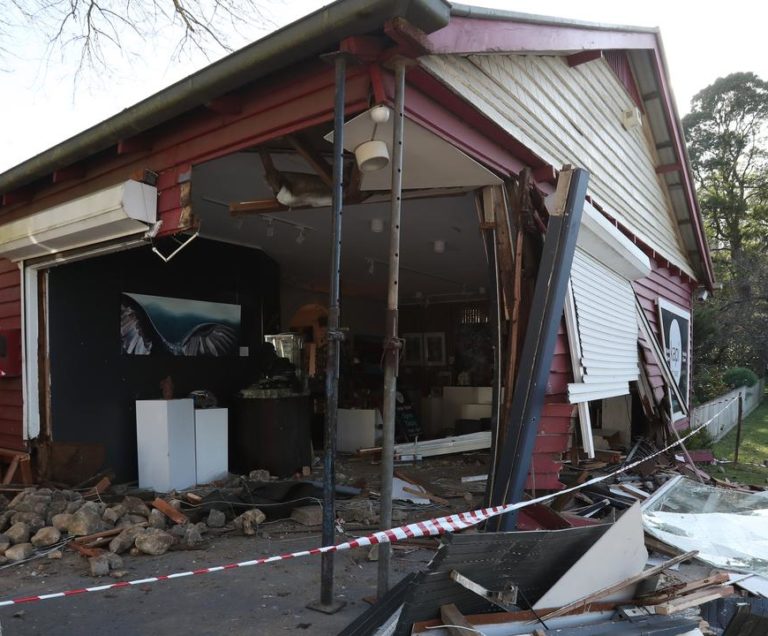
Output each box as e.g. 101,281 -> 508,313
567,249 -> 639,403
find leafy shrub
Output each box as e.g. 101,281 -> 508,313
684,427 -> 714,450
693,365 -> 729,403
723,367 -> 759,389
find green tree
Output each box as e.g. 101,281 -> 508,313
684,72 -> 768,398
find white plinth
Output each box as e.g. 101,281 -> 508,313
337,408 -> 381,453
194,408 -> 228,484
136,399 -> 196,492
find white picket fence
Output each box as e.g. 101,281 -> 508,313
691,378 -> 766,442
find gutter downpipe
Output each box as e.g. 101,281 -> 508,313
309,54 -> 347,615
377,61 -> 406,598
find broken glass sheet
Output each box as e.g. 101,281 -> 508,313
643,477 -> 768,576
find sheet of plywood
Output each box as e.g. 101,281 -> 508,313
533,502 -> 648,608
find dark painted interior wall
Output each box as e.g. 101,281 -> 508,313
48,238 -> 280,480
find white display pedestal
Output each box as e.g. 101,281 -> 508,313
337,408 -> 381,453
136,399 -> 196,492
194,408 -> 228,484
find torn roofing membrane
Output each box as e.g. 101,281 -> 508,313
643,477 -> 768,576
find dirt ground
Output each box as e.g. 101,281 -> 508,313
0,455 -> 490,635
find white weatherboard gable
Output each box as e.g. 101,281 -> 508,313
421,53 -> 693,277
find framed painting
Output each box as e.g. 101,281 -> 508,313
424,332 -> 446,366
121,292 -> 241,357
402,333 -> 423,366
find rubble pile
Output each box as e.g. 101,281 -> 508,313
0,485 -> 270,577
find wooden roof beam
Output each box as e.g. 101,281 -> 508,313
117,135 -> 153,155
384,17 -> 434,56
287,135 -> 334,188
52,163 -> 86,184
655,163 -> 682,174
566,50 -> 602,67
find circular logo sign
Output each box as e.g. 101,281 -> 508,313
668,319 -> 682,383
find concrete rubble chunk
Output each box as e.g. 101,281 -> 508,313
109,526 -> 146,554
340,500 -> 379,525
66,501 -> 84,514
51,513 -> 74,532
0,510 -> 14,533
233,509 -> 266,536
105,552 -> 124,570
206,509 -> 226,528
6,522 -> 31,545
0,533 -> 10,553
180,524 -> 204,548
122,497 -> 150,518
31,526 -> 61,548
48,550 -> 63,560
103,505 -> 125,525
148,509 -> 167,530
10,512 -> 45,532
68,502 -> 108,536
248,469 -> 270,482
135,528 -> 175,556
8,489 -> 34,508
89,554 -> 111,577
47,499 -> 69,520
5,542 -> 34,562
290,505 -> 322,526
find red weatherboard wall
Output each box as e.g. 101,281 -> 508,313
525,323 -> 574,491
0,258 -> 23,450
529,253 -> 697,491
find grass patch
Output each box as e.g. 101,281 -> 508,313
703,392 -> 768,486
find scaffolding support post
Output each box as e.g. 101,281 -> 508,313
308,53 -> 347,615
377,60 -> 406,598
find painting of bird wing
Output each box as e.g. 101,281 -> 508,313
121,294 -> 164,355
180,323 -> 238,357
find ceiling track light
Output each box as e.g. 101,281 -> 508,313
266,219 -> 275,237
296,228 -> 306,245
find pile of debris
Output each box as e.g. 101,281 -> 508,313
0,486 -> 255,576
0,466 -> 361,577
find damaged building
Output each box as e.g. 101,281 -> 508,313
2,0 -> 755,633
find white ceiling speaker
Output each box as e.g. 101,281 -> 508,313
433,239 -> 446,254
370,218 -> 384,233
355,140 -> 390,173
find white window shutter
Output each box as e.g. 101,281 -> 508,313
567,249 -> 639,403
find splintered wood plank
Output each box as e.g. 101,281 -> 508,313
541,550 -> 699,620
152,498 -> 189,525
653,586 -> 734,615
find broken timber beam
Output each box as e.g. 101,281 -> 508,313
487,166 -> 589,531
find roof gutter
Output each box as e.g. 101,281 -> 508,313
449,3 -> 658,34
0,0 -> 450,196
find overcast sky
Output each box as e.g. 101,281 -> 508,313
2,0 -> 766,173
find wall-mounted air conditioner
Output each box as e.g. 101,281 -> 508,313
0,180 -> 156,262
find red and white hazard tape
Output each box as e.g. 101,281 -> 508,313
0,397 -> 737,608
